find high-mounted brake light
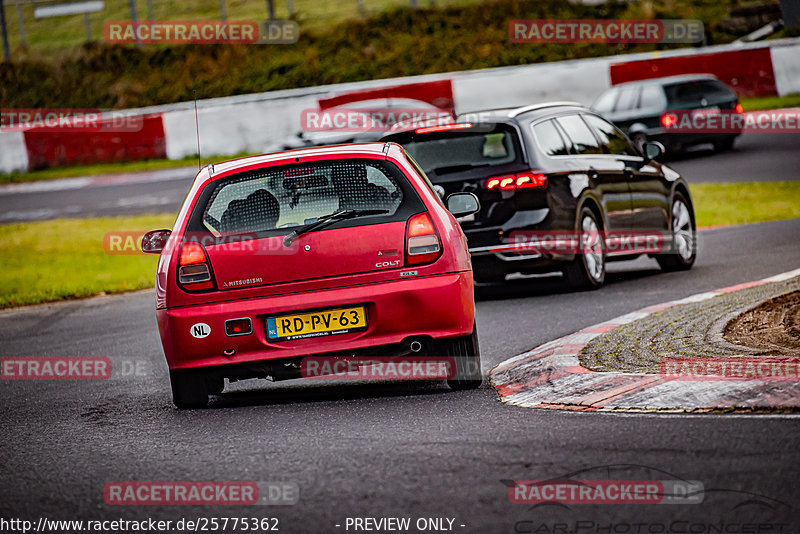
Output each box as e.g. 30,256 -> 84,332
735,103 -> 744,114
415,123 -> 472,134
485,171 -> 547,191
406,212 -> 442,265
178,242 -> 213,290
661,113 -> 678,128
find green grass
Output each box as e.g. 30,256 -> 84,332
1,182 -> 798,308
0,214 -> 173,308
690,182 -> 800,227
0,152 -> 258,184
2,0 -> 482,56
739,93 -> 800,112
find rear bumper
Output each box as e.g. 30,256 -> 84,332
464,207 -> 572,278
157,271 -> 474,371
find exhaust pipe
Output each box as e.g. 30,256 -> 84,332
409,340 -> 423,353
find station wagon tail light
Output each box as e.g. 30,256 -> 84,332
178,241 -> 213,290
485,171 -> 546,191
661,113 -> 678,128
406,212 -> 442,265
735,103 -> 744,114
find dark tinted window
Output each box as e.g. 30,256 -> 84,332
614,86 -> 641,111
200,160 -> 404,235
640,85 -> 665,110
532,119 -> 570,156
556,115 -> 603,155
665,80 -> 735,105
592,89 -> 618,113
584,115 -> 637,156
396,124 -> 522,177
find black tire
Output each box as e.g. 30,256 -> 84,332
713,135 -> 736,152
656,191 -> 696,272
445,324 -> 482,390
563,206 -> 605,290
169,370 -> 209,409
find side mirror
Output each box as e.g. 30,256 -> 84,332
643,141 -> 665,162
446,192 -> 480,218
141,229 -> 171,254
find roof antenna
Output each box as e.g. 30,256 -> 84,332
193,89 -> 202,171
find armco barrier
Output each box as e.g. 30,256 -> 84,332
609,47 -> 776,97
22,115 -> 166,170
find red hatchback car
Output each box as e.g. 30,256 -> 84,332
142,142 -> 482,408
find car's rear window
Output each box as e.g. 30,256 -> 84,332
665,80 -> 735,105
197,159 -> 407,236
396,124 -> 522,176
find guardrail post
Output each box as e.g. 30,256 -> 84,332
0,0 -> 10,61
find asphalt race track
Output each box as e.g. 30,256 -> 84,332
0,131 -> 798,224
2,216 -> 800,531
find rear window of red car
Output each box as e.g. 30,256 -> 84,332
187,158 -> 423,237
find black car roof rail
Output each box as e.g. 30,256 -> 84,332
506,101 -> 584,117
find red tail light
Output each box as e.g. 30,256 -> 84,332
406,212 -> 442,265
485,170 -> 547,191
735,103 -> 744,114
415,123 -> 472,134
178,241 -> 214,290
661,113 -> 678,128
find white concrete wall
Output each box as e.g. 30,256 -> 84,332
771,44 -> 800,96
453,56 -> 613,112
0,132 -> 29,174
162,96 -> 317,160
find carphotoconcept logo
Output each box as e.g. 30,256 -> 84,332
103,20 -> 298,44
509,19 -> 704,44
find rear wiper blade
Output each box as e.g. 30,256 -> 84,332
283,208 -> 389,246
431,163 -> 490,175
